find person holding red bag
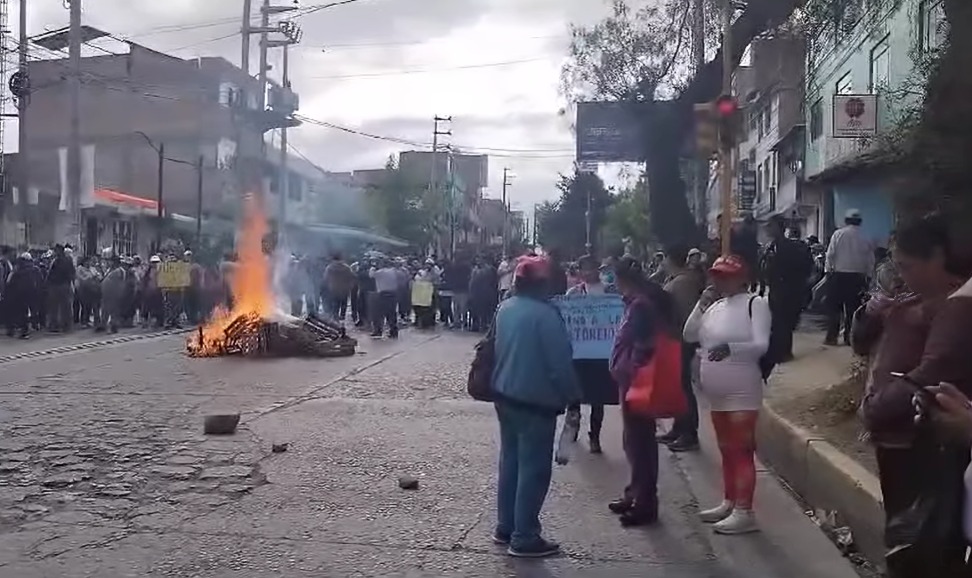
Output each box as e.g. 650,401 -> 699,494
683,254 -> 770,535
607,256 -> 679,527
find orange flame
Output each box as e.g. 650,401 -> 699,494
188,196 -> 275,356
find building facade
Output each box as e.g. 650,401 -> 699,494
803,0 -> 945,246
4,40 -> 297,253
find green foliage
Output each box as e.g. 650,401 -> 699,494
536,171 -> 613,257
560,0 -> 714,102
364,156 -> 434,248
600,177 -> 653,257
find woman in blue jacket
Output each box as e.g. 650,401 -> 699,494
491,255 -> 581,558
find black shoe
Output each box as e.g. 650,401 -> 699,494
657,430 -> 679,445
388,331 -> 399,339
824,337 -> 838,346
507,538 -> 560,558
370,331 -> 382,337
619,510 -> 658,527
589,434 -> 602,454
608,499 -> 633,515
667,436 -> 700,452
492,530 -> 511,545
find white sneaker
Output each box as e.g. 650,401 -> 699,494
699,500 -> 734,523
713,509 -> 759,535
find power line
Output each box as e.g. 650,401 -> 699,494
306,57 -> 548,79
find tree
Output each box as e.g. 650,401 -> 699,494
600,176 -> 653,257
364,156 -> 433,248
562,0 -> 804,247
536,171 -> 613,257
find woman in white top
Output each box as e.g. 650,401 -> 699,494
683,254 -> 771,535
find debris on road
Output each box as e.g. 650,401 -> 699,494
271,442 -> 289,453
187,314 -> 357,358
398,476 -> 420,490
203,413 -> 241,435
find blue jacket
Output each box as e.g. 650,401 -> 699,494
491,295 -> 582,413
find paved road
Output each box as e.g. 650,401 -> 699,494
0,328 -> 859,577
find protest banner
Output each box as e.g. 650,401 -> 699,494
551,294 -> 624,359
411,280 -> 434,307
157,262 -> 191,289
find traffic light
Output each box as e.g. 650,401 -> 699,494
715,94 -> 740,149
693,102 -> 719,159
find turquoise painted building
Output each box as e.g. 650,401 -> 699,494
803,0 -> 945,246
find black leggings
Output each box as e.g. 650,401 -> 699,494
567,403 -> 604,438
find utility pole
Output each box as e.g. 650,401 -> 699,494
692,0 -> 708,226
430,116 -> 451,256
241,0 -> 252,75
196,155 -> 204,249
256,0 -> 271,121
156,142 -> 164,250
446,148 -> 456,259
66,0 -> 82,247
15,0 -> 29,241
501,168 -> 513,257
719,0 -> 734,256
267,19 -> 300,246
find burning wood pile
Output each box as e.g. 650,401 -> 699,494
187,313 -> 357,358
183,196 -> 357,360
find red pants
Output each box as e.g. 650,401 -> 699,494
711,410 -> 758,509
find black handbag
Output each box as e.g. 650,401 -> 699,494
466,320 -> 496,402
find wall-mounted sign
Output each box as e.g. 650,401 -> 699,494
575,101 -> 645,163
832,94 -> 878,138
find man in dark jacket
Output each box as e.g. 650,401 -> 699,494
46,244 -> 76,332
762,216 -> 813,362
6,254 -> 38,338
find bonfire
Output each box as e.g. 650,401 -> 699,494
186,198 -> 357,359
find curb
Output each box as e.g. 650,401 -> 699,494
0,327 -> 193,365
756,404 -> 886,568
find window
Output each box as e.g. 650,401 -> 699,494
756,163 -> 764,201
869,34 -> 891,93
112,220 -> 136,256
809,98 -> 824,141
835,71 -> 853,95
920,0 -> 946,51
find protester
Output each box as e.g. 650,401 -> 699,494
369,258 -> 400,338
608,256 -> 678,527
490,255 -> 580,558
761,215 -> 814,362
412,262 -> 437,329
564,255 -> 619,454
100,255 -> 127,334
658,245 -> 705,452
46,244 -> 76,333
852,215 -> 971,577
4,253 -> 37,339
683,254 -> 770,534
324,253 -> 355,321
825,209 -> 874,345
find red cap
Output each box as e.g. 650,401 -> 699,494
709,254 -> 747,276
515,255 -> 551,279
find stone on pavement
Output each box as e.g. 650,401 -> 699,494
204,413 -> 241,435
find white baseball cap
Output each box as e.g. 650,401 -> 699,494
845,208 -> 862,219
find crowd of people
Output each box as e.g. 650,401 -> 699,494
480,211 -> 972,577
0,244 -> 215,339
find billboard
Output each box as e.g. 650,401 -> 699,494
575,101 -> 644,163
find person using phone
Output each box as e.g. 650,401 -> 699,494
852,215 -> 971,577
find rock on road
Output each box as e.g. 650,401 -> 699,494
0,329 -> 860,577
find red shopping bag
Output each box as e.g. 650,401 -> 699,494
624,332 -> 686,418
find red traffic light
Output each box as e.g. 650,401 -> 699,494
715,95 -> 738,117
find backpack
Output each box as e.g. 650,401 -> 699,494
748,295 -> 776,382
467,319 -> 497,402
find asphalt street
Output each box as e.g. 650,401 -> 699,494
0,327 -> 860,577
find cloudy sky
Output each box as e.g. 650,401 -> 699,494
9,0 -> 616,214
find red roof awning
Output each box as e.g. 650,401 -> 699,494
95,188 -> 158,210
